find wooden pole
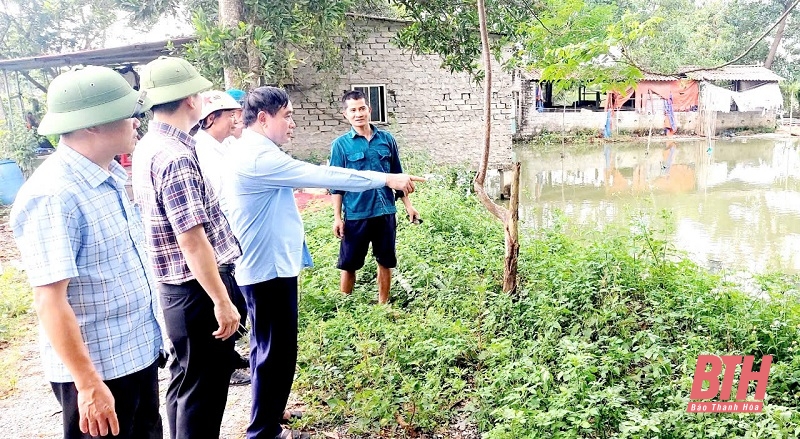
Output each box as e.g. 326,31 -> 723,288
2,70 -> 14,129
15,71 -> 24,116
503,162 -> 521,294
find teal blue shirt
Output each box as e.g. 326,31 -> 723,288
222,130 -> 388,286
329,125 -> 404,220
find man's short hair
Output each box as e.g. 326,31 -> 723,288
341,90 -> 367,110
151,100 -> 183,115
242,87 -> 290,127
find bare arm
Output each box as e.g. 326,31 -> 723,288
176,225 -> 240,340
400,195 -> 420,222
332,194 -> 344,239
34,279 -> 119,437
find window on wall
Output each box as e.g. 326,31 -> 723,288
352,85 -> 387,123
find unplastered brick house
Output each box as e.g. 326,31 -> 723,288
0,17 -> 516,170
282,14 -> 515,169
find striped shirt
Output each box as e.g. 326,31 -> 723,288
132,121 -> 241,284
10,144 -> 162,383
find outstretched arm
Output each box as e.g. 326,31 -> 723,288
255,149 -> 425,193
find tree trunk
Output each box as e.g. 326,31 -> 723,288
474,0 -> 520,294
765,2 -> 791,69
218,0 -> 243,88
502,163 -> 521,293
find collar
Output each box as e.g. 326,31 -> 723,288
348,124 -> 379,139
241,128 -> 281,150
194,129 -> 226,153
148,120 -> 196,149
58,142 -> 128,189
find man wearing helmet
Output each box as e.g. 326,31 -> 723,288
194,90 -> 251,386
10,66 -> 164,438
132,56 -> 242,439
195,90 -> 242,198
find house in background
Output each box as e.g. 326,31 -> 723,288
284,14 -> 515,168
515,65 -> 783,138
0,17 -> 517,170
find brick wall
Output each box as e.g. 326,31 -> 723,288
282,17 -> 514,168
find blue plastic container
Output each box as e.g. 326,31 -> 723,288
0,159 -> 25,205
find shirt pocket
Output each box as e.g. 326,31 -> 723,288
375,147 -> 393,172
346,151 -> 367,171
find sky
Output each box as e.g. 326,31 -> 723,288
105,9 -> 194,48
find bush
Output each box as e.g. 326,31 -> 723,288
0,122 -> 38,176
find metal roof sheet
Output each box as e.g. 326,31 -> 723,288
683,65 -> 783,82
522,65 -> 783,83
0,37 -> 196,72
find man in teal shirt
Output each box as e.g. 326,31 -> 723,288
329,90 -> 420,304
222,86 -> 423,439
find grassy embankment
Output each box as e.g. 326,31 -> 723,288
293,165 -> 800,438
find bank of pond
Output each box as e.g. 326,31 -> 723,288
292,175 -> 800,438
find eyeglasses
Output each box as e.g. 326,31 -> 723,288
131,90 -> 148,118
236,323 -> 249,338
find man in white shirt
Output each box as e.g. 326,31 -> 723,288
194,90 -> 241,196
193,90 -> 250,386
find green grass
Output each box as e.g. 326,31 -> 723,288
0,267 -> 34,397
292,172 -> 800,438
0,268 -> 33,345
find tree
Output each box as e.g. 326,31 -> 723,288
217,0 -> 244,88
472,0 -> 520,294
184,0 -> 367,89
0,0 -> 119,92
765,0 -> 793,69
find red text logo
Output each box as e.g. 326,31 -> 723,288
686,355 -> 772,413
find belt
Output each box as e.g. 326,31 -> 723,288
218,263 -> 235,274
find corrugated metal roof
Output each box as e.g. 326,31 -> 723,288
522,65 -> 782,83
683,65 -> 783,82
640,73 -> 680,81
0,37 -> 196,72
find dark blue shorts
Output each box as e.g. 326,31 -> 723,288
337,214 -> 397,271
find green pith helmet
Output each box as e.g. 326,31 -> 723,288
38,65 -> 152,136
140,56 -> 212,105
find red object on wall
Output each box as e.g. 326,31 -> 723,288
119,154 -> 132,167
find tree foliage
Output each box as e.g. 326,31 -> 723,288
182,0 -> 400,88
619,0 -> 800,79
0,0 -> 118,59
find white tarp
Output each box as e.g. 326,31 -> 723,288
701,83 -> 734,112
701,82 -> 783,112
732,83 -> 783,111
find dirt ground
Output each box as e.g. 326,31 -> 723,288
0,206 -> 20,265
0,206 -> 251,438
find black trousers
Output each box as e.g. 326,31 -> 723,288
159,270 -> 241,439
240,277 -> 299,439
51,360 -> 161,439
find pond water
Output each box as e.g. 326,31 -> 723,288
515,137 -> 800,274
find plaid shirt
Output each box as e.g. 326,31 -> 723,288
132,121 -> 241,284
10,145 -> 162,382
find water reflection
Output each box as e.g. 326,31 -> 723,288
516,138 -> 800,273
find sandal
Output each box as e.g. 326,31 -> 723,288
275,428 -> 310,439
280,409 -> 303,424
229,369 -> 251,386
